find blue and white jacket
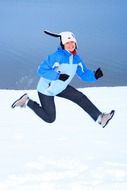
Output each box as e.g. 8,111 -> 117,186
37,48 -> 96,96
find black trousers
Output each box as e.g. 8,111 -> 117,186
27,85 -> 101,123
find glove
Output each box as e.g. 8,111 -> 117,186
94,68 -> 103,79
59,74 -> 70,81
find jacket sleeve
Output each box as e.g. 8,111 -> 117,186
37,54 -> 60,80
76,61 -> 96,82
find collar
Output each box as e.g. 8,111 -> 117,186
70,49 -> 77,55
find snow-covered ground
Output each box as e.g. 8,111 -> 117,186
0,87 -> 127,190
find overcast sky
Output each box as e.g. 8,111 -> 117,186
0,0 -> 127,88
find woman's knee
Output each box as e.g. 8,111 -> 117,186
43,113 -> 56,123
47,115 -> 56,123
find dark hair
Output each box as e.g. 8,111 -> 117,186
60,41 -> 64,49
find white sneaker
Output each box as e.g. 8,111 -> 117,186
97,110 -> 115,128
11,93 -> 29,108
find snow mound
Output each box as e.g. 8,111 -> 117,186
0,87 -> 127,190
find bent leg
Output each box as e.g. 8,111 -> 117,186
27,92 -> 56,123
57,85 -> 101,121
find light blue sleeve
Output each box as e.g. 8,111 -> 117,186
37,54 -> 60,80
76,61 -> 96,82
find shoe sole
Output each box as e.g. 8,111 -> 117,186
103,110 -> 115,128
11,93 -> 27,108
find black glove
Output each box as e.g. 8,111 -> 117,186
94,68 -> 103,79
59,74 -> 70,81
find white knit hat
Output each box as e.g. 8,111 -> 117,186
59,31 -> 77,45
44,30 -> 77,45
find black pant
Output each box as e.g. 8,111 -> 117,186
27,85 -> 101,123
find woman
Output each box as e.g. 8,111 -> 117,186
11,30 -> 115,128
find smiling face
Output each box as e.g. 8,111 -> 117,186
64,41 -> 76,52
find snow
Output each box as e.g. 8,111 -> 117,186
0,87 -> 127,190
